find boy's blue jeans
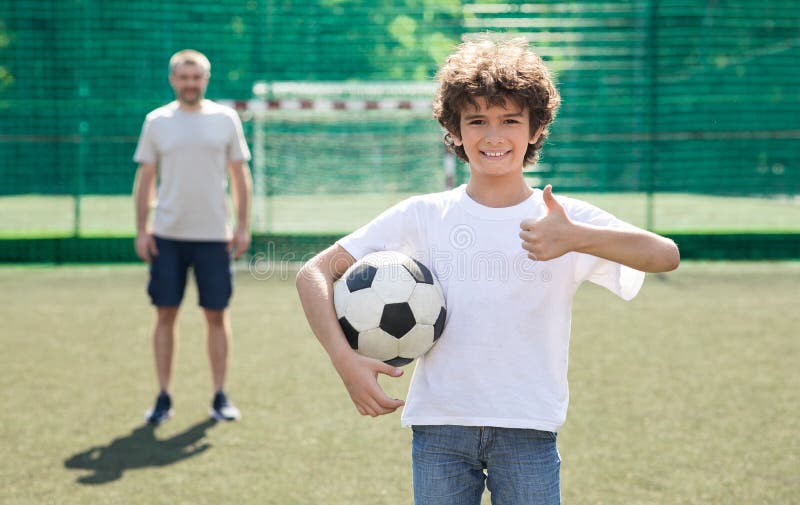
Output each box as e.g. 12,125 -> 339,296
412,425 -> 561,505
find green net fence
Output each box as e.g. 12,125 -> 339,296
1,0 -> 799,261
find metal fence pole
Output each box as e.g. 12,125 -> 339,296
645,0 -> 659,231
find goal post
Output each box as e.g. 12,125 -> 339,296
220,81 -> 457,235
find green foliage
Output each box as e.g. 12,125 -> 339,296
0,1 -> 797,207
259,0 -> 462,81
0,20 -> 13,93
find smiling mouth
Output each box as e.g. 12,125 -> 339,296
481,150 -> 510,159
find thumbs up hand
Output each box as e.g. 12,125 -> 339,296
519,185 -> 575,261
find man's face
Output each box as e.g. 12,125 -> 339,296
169,62 -> 209,106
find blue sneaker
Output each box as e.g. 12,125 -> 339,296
210,390 -> 241,421
145,391 -> 173,425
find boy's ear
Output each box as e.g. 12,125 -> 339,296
529,124 -> 546,144
450,132 -> 463,147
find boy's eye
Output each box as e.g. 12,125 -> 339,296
504,119 -> 520,124
468,119 -> 485,125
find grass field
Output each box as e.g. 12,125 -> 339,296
2,192 -> 800,238
1,262 -> 798,504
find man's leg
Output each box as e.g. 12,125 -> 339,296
203,308 -> 229,393
154,306 -> 180,393
145,236 -> 188,424
193,240 -> 238,420
203,308 -> 240,421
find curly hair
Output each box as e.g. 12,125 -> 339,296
433,37 -> 561,166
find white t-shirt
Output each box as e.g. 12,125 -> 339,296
133,100 -> 251,241
337,185 -> 644,432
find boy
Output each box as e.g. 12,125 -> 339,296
296,38 -> 679,504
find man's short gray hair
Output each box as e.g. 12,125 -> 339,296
169,49 -> 211,75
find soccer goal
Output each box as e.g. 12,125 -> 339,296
221,81 -> 456,235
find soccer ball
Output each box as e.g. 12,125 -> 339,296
334,251 -> 447,367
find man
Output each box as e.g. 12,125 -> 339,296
133,49 -> 252,424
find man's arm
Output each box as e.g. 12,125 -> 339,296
227,160 -> 253,259
520,185 -> 680,273
296,244 -> 405,417
133,162 -> 158,262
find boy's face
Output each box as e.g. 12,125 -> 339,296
453,97 -> 543,178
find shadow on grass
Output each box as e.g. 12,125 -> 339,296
64,419 -> 217,484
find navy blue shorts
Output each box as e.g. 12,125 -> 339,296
148,236 -> 233,310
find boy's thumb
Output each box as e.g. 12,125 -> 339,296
543,184 -> 561,213
380,363 -> 404,377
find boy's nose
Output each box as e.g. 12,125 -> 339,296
485,133 -> 504,144
483,126 -> 503,142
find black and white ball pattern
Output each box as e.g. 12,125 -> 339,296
334,251 -> 447,366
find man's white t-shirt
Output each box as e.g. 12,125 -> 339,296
133,99 -> 251,241
338,185 -> 645,432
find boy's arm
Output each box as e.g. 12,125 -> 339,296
520,185 -> 680,273
296,244 -> 405,417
